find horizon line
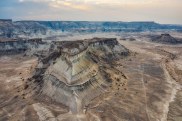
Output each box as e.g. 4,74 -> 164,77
1,18 -> 182,26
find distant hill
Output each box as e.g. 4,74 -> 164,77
149,34 -> 182,44
1,19 -> 182,38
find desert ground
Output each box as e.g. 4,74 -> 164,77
0,35 -> 181,121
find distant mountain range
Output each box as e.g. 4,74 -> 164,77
0,19 -> 182,38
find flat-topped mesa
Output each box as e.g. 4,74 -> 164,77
58,40 -> 88,56
54,38 -> 119,56
0,38 -> 51,56
150,33 -> 182,44
57,38 -> 128,59
31,38 -> 129,114
0,19 -> 12,23
45,38 -> 129,85
89,37 -> 118,44
161,33 -> 170,36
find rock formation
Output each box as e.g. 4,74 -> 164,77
27,38 -> 129,116
150,33 -> 182,44
0,38 -> 54,56
1,19 -> 182,38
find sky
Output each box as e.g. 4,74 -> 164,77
0,0 -> 182,24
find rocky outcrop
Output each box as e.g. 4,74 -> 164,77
0,38 -> 53,56
29,38 -> 129,115
149,34 -> 182,44
0,19 -> 15,38
0,20 -> 49,38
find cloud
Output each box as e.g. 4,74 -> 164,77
17,0 -> 90,10
49,1 -> 90,10
0,0 -> 182,24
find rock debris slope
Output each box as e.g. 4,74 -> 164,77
28,38 -> 129,117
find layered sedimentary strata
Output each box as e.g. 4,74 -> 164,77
0,38 -> 55,56
29,38 -> 129,115
1,19 -> 182,38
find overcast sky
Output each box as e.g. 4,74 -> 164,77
0,0 -> 182,24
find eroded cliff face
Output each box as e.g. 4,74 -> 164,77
0,38 -> 56,56
27,38 -> 129,117
1,19 -> 182,38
